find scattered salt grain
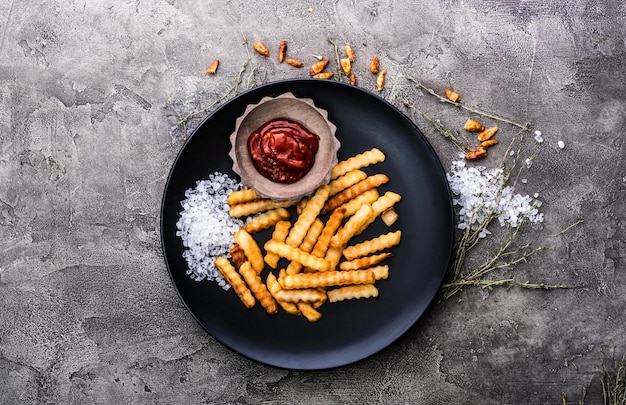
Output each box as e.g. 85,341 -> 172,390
534,130 -> 544,143
558,140 -> 565,149
447,160 -> 544,232
525,158 -> 533,169
176,172 -> 245,288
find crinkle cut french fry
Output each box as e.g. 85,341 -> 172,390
340,188 -> 379,218
323,245 -> 343,272
239,261 -> 278,315
264,221 -> 291,268
343,230 -> 402,260
369,265 -> 389,280
285,218 -> 324,275
264,240 -> 331,272
327,284 -> 379,303
214,256 -> 255,308
245,208 -> 290,233
233,228 -> 265,274
273,287 -> 327,303
297,302 -> 322,322
339,252 -> 392,271
328,169 -> 367,196
310,207 -> 346,261
330,148 -> 386,180
227,188 -> 258,205
322,174 -> 389,214
229,198 -> 294,218
358,191 -> 402,232
266,271 -> 300,315
279,269 -> 375,289
330,204 -> 375,248
285,185 -> 330,248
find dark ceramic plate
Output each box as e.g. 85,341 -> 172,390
160,79 -> 454,370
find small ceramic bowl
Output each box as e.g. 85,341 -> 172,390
229,92 -> 340,201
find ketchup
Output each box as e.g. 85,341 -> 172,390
247,118 -> 320,183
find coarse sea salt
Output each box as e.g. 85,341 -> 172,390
447,160 -> 544,236
176,172 -> 245,289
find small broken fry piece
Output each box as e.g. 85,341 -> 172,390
369,264 -> 390,280
205,59 -> 219,75
245,208 -> 290,233
345,44 -> 355,62
349,72 -> 357,86
477,126 -> 499,141
285,59 -> 304,68
214,257 -> 255,308
233,228 -> 265,274
331,148 -> 386,179
465,146 -> 488,160
239,261 -> 278,315
229,244 -> 247,269
279,269 -> 376,289
340,57 -> 351,76
339,252 -> 392,271
278,39 -> 287,63
381,207 -> 399,226
480,139 -> 499,148
264,240 -> 331,272
253,41 -> 270,57
369,56 -> 380,73
328,284 -> 379,303
376,69 -> 387,91
297,302 -> 322,322
464,118 -> 485,132
229,199 -> 293,218
343,230 -> 402,260
264,221 -> 291,268
445,89 -> 461,102
309,59 -> 329,75
313,72 -> 334,79
322,174 -> 389,214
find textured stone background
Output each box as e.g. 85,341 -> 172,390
1,0 -> 624,404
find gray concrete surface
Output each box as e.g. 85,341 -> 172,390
1,0 -> 624,404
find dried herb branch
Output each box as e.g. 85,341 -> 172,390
602,347 -> 626,405
405,76 -> 532,131
327,37 -> 343,81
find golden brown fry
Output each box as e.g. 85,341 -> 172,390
381,207 -> 399,226
266,272 -> 300,315
310,207 -> 346,261
376,69 -> 387,91
330,148 -> 386,180
264,240 -> 331,272
239,261 -> 278,315
229,244 -> 247,269
253,41 -> 270,57
205,59 -> 219,75
286,185 -> 330,247
309,59 -> 329,75
349,72 -> 357,86
464,118 -> 485,132
340,189 -> 379,218
313,72 -> 334,79
245,208 -> 291,234
274,287 -> 327,304
465,146 -> 487,160
214,256 -> 255,308
343,230 -> 402,260
330,204 -> 375,248
369,264 -> 390,280
297,302 -> 322,322
339,252 -> 392,271
340,57 -> 351,76
480,139 -> 499,148
323,245 -> 343,272
322,174 -> 388,215
285,58 -> 304,68
327,284 -> 379,303
228,188 -> 259,205
345,44 -> 355,62
229,198 -> 293,218
285,218 -> 324,275
477,126 -> 499,141
233,228 -> 265,274
278,39 -> 287,63
264,221 -> 291,268
372,191 -> 402,216
369,55 -> 380,73
445,89 -> 461,102
279,269 -> 376,289
328,169 -> 367,196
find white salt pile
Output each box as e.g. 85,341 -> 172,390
447,160 -> 544,237
176,172 -> 244,288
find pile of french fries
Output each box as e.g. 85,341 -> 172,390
214,148 -> 402,322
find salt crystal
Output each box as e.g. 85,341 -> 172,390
558,140 -> 565,149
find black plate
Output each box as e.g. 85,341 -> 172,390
161,79 -> 454,370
